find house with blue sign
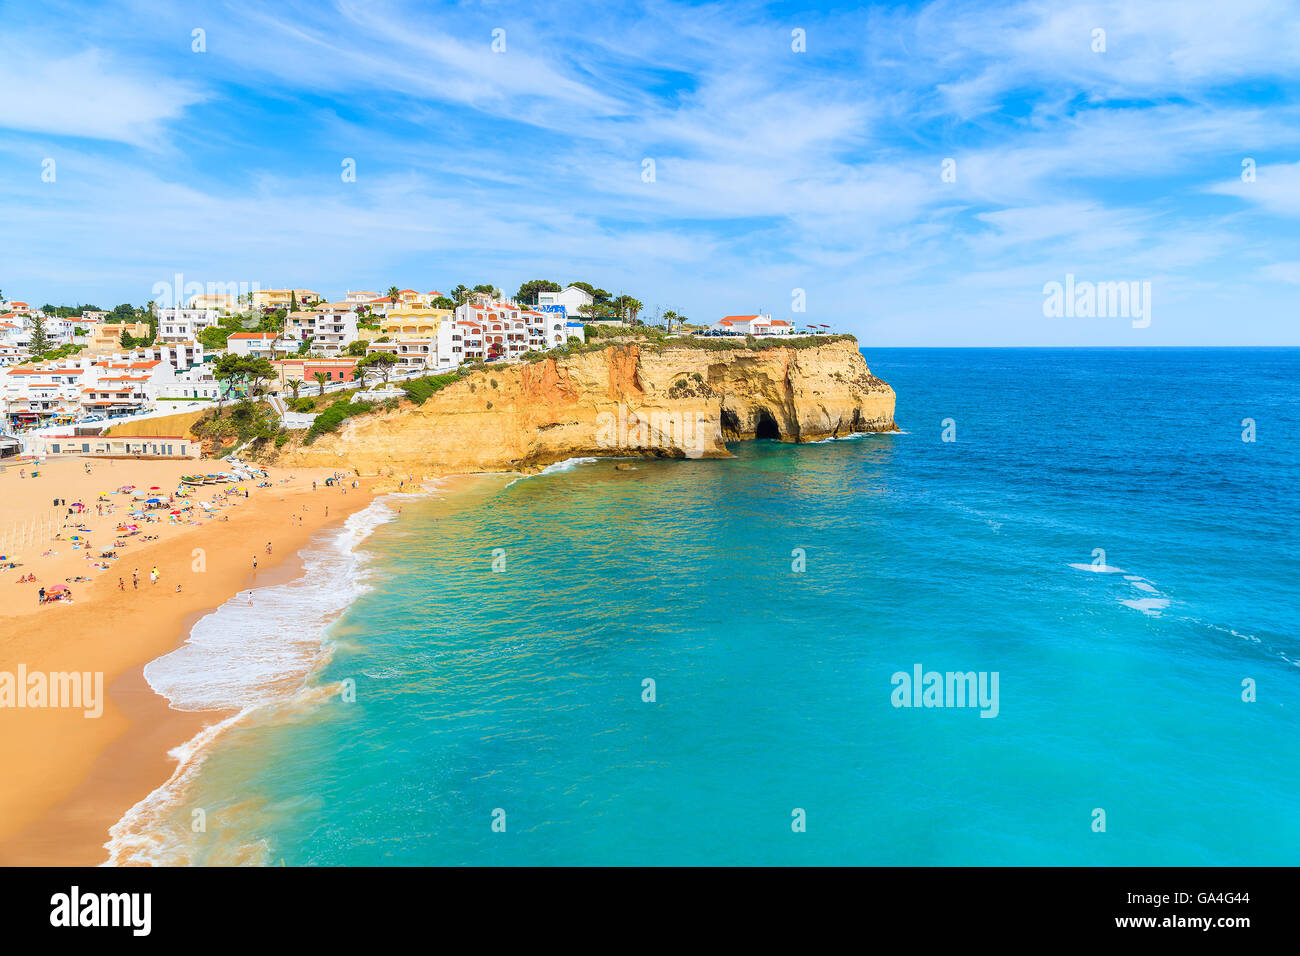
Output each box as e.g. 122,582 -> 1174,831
535,284 -> 595,318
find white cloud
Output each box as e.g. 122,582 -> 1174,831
0,47 -> 203,146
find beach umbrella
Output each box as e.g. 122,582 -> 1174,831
146,498 -> 163,503
149,486 -> 161,490
170,510 -> 181,515
47,585 -> 67,592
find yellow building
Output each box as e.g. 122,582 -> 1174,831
252,288 -> 321,311
380,306 -> 452,338
88,322 -> 152,353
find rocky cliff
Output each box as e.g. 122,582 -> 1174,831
270,338 -> 896,477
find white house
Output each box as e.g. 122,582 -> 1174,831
436,316 -> 485,366
535,284 -> 594,318
154,307 -> 218,343
365,339 -> 436,374
520,309 -> 585,349
281,309 -> 359,355
2,364 -> 84,425
455,302 -> 529,360
709,314 -> 798,336
79,359 -> 177,418
226,332 -> 279,357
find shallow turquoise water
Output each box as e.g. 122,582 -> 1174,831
138,348 -> 1300,865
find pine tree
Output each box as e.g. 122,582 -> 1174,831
29,314 -> 51,355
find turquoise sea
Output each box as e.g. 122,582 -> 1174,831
114,348 -> 1300,865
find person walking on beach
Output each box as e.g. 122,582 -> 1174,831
252,555 -> 258,569
150,566 -> 158,585
37,587 -> 44,604
118,577 -> 125,591
266,541 -> 272,554
133,569 -> 139,589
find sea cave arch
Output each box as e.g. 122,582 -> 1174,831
754,407 -> 781,440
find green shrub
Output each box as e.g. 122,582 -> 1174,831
403,372 -> 461,405
303,399 -> 373,444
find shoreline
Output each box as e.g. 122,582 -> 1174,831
0,459 -> 379,865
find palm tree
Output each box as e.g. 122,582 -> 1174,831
387,286 -> 401,306
313,371 -> 330,395
627,298 -> 644,326
663,310 -> 678,332
287,378 -> 303,400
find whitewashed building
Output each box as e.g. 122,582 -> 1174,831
535,285 -> 594,317
154,306 -> 219,342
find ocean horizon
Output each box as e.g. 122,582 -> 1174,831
112,347 -> 1300,866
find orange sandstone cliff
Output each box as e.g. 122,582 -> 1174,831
270,338 -> 896,476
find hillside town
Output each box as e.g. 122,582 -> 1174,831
0,280 -> 822,447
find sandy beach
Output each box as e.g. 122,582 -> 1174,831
0,455 -> 378,865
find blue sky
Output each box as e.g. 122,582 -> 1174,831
1,0 -> 1299,344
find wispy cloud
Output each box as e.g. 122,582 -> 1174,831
1,0 -> 1298,343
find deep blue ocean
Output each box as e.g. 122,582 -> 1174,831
121,348 -> 1300,865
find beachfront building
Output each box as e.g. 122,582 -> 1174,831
78,359 -> 177,418
154,306 -> 219,343
534,284 -> 594,317
344,290 -> 378,304
36,433 -> 200,459
1,364 -> 84,426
